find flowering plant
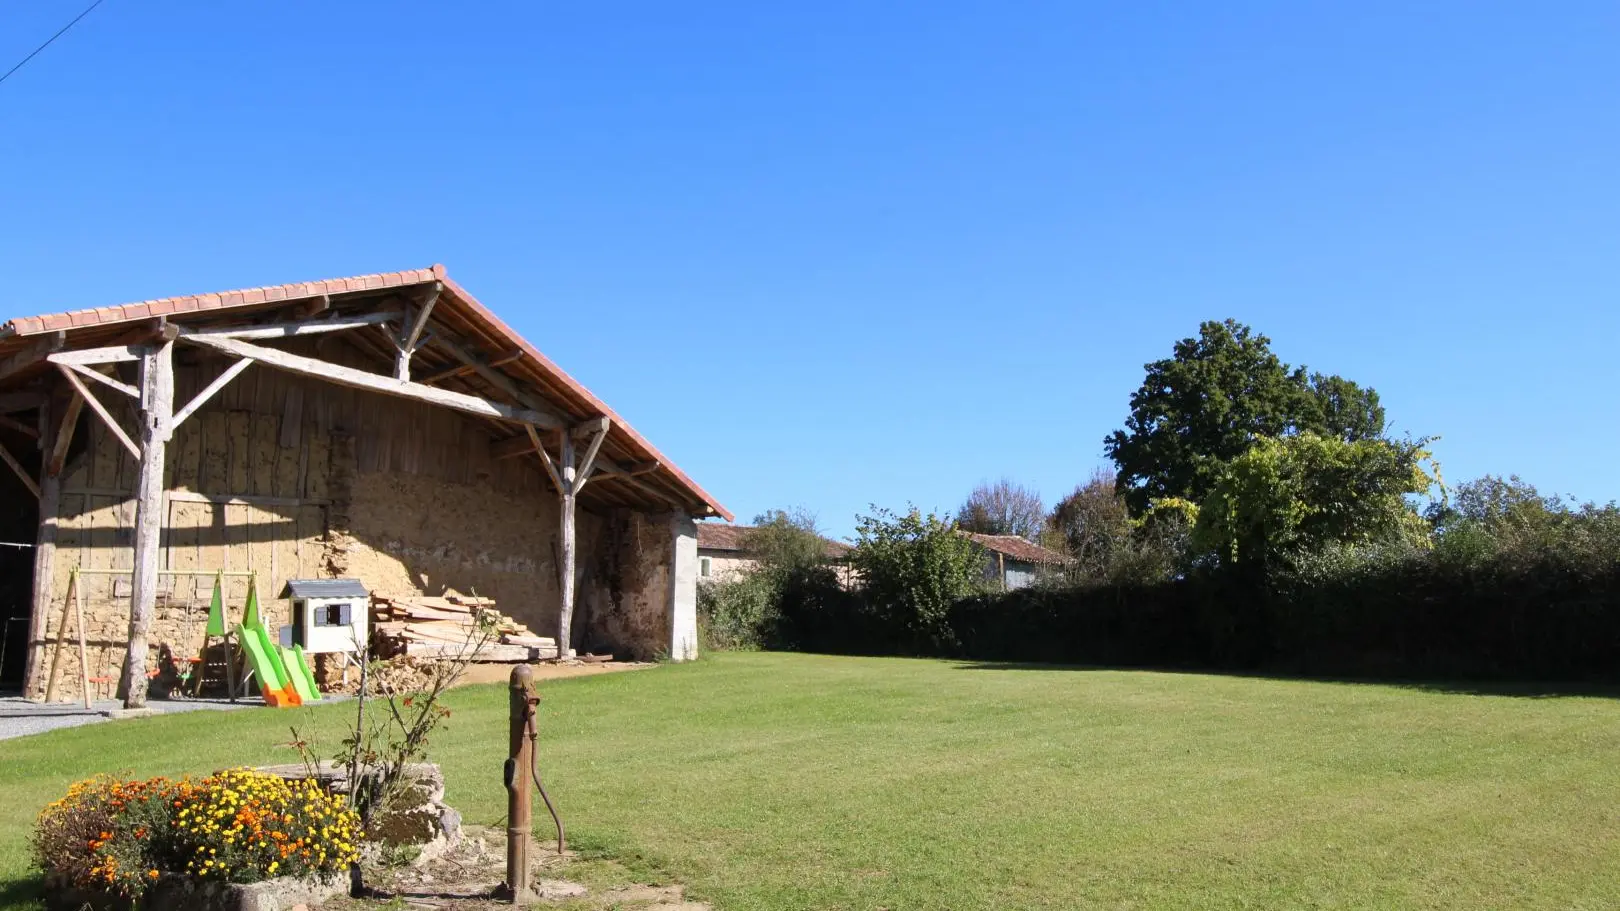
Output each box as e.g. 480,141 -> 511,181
172,768 -> 361,883
34,775 -> 186,898
34,769 -> 361,898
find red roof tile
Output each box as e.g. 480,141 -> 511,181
0,265 -> 730,521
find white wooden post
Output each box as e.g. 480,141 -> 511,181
558,429 -> 576,659
120,340 -> 173,708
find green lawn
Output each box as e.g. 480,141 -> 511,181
4,652 -> 1620,910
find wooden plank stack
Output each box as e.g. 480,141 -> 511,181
371,593 -> 558,661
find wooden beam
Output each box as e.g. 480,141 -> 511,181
492,430 -> 661,479
570,416 -> 611,438
0,414 -> 39,439
573,419 -> 611,491
120,341 -> 174,709
526,424 -> 563,493
172,358 -> 254,428
47,344 -> 141,366
423,349 -> 524,386
492,434 -> 537,460
427,334 -> 567,427
596,466 -> 681,507
55,366 -> 139,459
54,359 -> 139,398
184,311 -> 401,341
418,362 -> 476,385
398,283 -> 440,359
177,332 -> 564,428
0,391 -> 46,413
47,391 -> 84,477
0,439 -> 39,499
607,460 -> 661,477
0,332 -> 66,383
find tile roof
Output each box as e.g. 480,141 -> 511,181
0,265 -> 731,521
697,523 -> 852,559
0,268 -> 439,338
963,533 -> 1073,566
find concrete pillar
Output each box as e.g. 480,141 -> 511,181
667,512 -> 698,661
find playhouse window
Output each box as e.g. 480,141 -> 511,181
316,603 -> 351,627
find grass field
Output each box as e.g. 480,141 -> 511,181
4,652 -> 1620,910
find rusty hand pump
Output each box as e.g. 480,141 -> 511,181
503,665 -> 565,902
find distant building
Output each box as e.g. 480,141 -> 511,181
696,523 -> 853,584
962,533 -> 1072,590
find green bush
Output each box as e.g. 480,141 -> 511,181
849,506 -> 984,654
698,575 -> 779,651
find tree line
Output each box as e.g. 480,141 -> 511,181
701,319 -> 1620,680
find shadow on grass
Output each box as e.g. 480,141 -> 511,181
0,874 -> 43,910
950,661 -> 1620,699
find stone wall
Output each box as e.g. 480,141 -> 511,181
581,509 -> 696,661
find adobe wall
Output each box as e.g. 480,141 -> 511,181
24,346 -> 671,701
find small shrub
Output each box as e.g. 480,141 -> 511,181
698,575 -> 779,651
34,775 -> 186,899
34,769 -> 361,900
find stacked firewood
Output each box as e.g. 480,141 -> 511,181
370,594 -> 558,661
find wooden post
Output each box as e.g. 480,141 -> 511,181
557,430 -> 576,659
120,341 -> 174,709
74,570 -> 91,710
44,569 -> 78,703
23,395 -> 62,701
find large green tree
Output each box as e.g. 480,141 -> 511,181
1104,319 -> 1385,513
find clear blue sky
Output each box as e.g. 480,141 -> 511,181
4,2 -> 1617,540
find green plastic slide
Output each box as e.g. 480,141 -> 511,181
283,645 -> 319,703
237,623 -> 287,693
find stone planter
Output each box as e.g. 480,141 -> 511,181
45,872 -> 347,911
253,762 -> 462,865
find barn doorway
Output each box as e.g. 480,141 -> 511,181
0,432 -> 40,693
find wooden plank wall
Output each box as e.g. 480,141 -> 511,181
38,344 -> 568,698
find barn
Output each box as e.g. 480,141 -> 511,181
0,266 -> 730,706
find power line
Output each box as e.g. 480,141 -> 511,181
0,0 -> 108,89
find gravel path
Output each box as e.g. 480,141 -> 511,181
0,695 -> 262,741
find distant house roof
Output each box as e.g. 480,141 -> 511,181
697,523 -> 852,559
963,533 -> 1072,566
